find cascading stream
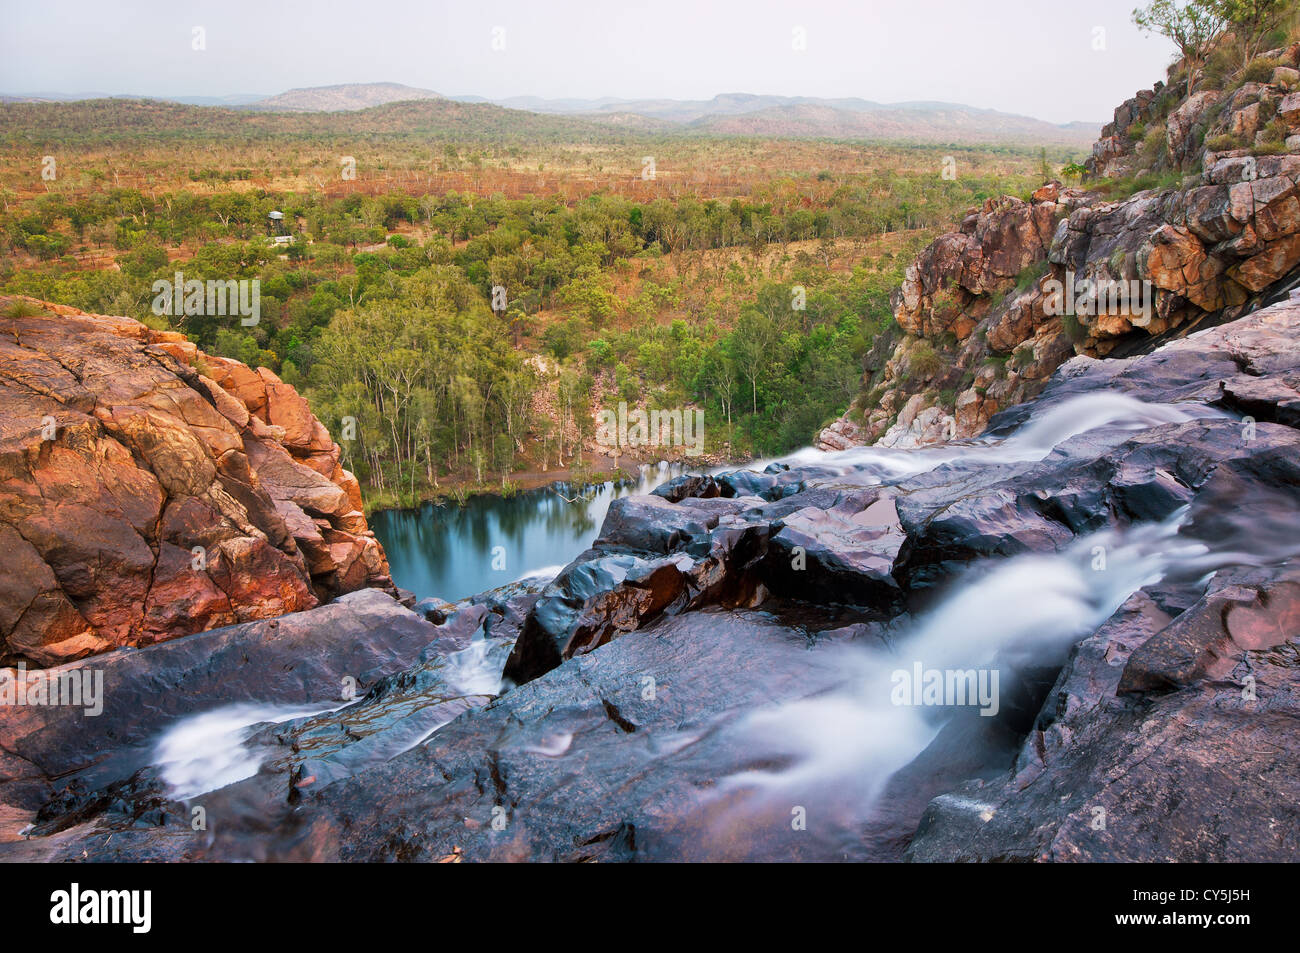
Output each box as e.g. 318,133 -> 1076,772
749,392 -> 1224,484
718,510 -> 1202,805
151,393 -> 1260,812
152,636 -> 512,800
711,489 -> 1300,835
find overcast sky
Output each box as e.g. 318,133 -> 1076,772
1,0 -> 1177,123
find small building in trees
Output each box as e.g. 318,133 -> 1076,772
267,210 -> 294,245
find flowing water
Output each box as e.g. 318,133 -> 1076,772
153,702 -> 343,800
373,394 -> 1214,604
152,637 -> 512,799
715,510 -> 1206,807
758,392 -> 1217,483
155,393 -> 1290,812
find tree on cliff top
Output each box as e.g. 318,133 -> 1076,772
1215,0 -> 1295,66
1134,0 -> 1227,94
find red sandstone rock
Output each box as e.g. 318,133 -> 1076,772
821,67 -> 1300,454
0,297 -> 394,666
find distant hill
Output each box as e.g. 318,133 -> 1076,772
477,93 -> 1101,145
0,98 -> 644,148
0,91 -> 265,106
1,85 -> 1101,147
690,99 -> 1100,146
251,83 -> 446,112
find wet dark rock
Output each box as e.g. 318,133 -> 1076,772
500,553 -> 645,685
594,494 -> 714,555
79,611 -> 922,862
716,469 -> 779,499
906,564 -> 1300,862
9,301 -> 1300,862
0,588 -> 441,816
652,474 -> 724,502
414,596 -> 455,625
1119,572 -> 1300,694
760,490 -> 906,609
1213,374 -> 1300,427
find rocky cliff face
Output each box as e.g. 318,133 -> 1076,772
0,297 -> 394,667
819,41 -> 1300,453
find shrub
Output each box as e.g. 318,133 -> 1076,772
586,337 -> 613,368
0,299 -> 47,318
930,287 -> 961,314
909,342 -> 943,380
1200,47 -> 1235,90
1061,161 -> 1087,181
984,354 -> 1011,380
1109,247 -> 1128,276
1259,117 -> 1289,146
860,384 -> 886,409
1015,260 -> 1049,293
1138,125 -> 1168,166
1062,311 -> 1087,344
1242,56 -> 1284,84
1205,133 -> 1244,152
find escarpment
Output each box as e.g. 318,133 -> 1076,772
0,296 -> 395,666
819,41 -> 1300,452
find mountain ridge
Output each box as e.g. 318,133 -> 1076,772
1,81 -> 1102,145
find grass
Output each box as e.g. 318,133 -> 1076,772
1094,169 -> 1183,200
1015,260 -> 1049,293
1253,140 -> 1289,155
1243,56 -> 1285,84
1062,311 -> 1087,344
908,341 -> 943,380
0,298 -> 49,318
984,353 -> 1011,377
1108,247 -> 1128,276
1205,133 -> 1246,152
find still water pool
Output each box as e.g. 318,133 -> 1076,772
369,463 -> 695,601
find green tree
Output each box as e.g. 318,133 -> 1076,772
1215,0 -> 1293,66
1134,0 -> 1227,95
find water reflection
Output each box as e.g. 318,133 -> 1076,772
370,462 -> 694,601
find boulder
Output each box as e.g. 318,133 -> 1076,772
0,298 -> 394,666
